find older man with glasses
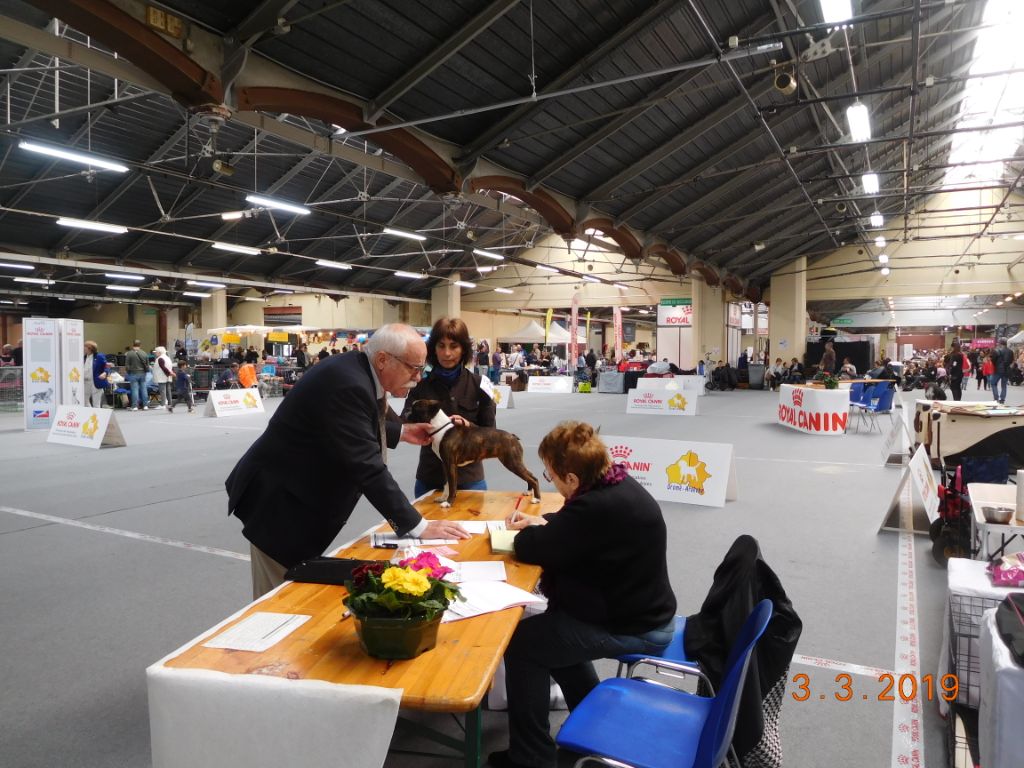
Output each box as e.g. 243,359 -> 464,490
225,323 -> 471,598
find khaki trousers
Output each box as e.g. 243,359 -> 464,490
250,544 -> 287,600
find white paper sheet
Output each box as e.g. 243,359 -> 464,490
202,612 -> 311,652
446,561 -> 508,583
442,581 -> 546,622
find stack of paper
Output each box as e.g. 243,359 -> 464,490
443,581 -> 546,622
202,612 -> 311,652
369,532 -> 457,548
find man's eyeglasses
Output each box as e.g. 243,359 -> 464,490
543,469 -> 553,483
386,352 -> 426,376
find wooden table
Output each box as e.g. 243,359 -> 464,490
160,490 -> 562,767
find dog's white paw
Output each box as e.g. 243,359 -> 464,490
440,501 -> 452,509
530,497 -> 541,504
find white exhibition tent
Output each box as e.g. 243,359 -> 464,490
1007,330 -> 1024,346
497,319 -> 585,345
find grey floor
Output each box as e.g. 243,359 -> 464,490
2,380 -> 1011,768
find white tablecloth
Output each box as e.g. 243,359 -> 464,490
980,607 -> 1024,768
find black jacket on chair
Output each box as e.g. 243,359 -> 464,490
684,535 -> 802,768
225,351 -> 421,569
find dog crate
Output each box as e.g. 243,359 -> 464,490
0,367 -> 22,412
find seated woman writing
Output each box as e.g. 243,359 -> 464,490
490,421 -> 676,768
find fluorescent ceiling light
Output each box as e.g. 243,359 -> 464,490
272,289 -> 294,294
13,277 -> 53,285
243,296 -> 266,302
454,280 -> 477,288
1005,296 -> 1013,301
394,270 -> 425,279
613,283 -> 629,290
997,300 -> 1004,306
638,309 -> 650,314
846,102 -> 871,142
314,259 -> 352,270
331,123 -> 347,135
0,261 -> 34,271
245,194 -> 310,216
1015,292 -> 1022,298
473,248 -> 504,261
494,287 -> 514,294
107,285 -> 140,293
19,140 -> 129,173
819,0 -> 853,25
382,227 -> 426,242
1015,235 -> 1024,241
861,173 -> 879,195
874,236 -> 886,248
581,276 -> 601,283
56,217 -> 128,234
221,211 -> 244,221
0,300 -> 13,304
58,297 -> 75,301
878,254 -> 889,264
104,272 -> 145,281
212,242 -> 261,255
880,266 -> 890,276
477,266 -> 497,273
535,264 -> 558,273
182,291 -> 210,298
870,211 -> 884,228
187,280 -> 227,289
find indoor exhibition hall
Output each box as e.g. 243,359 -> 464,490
2,1 -> 1024,768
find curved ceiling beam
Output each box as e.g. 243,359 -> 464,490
744,284 -> 762,303
469,175 -> 574,237
722,274 -> 745,297
578,217 -> 641,261
691,261 -> 719,287
238,86 -> 460,194
26,0 -> 223,107
643,243 -> 687,276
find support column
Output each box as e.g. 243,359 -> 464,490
768,256 -> 807,365
692,279 -> 725,365
201,290 -> 227,332
430,272 -> 460,322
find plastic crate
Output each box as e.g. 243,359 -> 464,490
948,593 -> 1003,708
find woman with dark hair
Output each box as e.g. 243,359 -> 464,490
401,316 -> 496,499
490,421 -> 676,768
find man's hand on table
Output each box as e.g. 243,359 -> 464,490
421,519 -> 471,540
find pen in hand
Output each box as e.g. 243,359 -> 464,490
510,496 -> 523,525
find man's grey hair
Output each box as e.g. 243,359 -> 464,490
133,339 -> 142,347
154,346 -> 166,355
363,324 -> 423,360
999,337 -> 1008,346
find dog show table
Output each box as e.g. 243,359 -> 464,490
147,491 -> 560,768
912,400 -> 1024,470
967,483 -> 1023,561
777,383 -> 851,435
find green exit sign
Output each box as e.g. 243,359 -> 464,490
832,318 -> 853,325
659,298 -> 692,306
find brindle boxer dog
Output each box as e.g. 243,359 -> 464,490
407,399 -> 541,508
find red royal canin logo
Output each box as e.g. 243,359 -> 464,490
610,445 -> 633,460
791,389 -> 804,407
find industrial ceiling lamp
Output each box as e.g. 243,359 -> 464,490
819,0 -> 853,25
382,227 -> 426,242
19,141 -> 129,173
862,173 -> 879,195
878,253 -> 889,264
846,102 -> 871,142
870,211 -> 884,228
880,266 -> 890,276
56,217 -> 128,234
245,194 -> 311,216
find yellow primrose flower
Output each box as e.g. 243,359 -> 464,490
381,566 -> 431,596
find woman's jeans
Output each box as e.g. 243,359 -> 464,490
413,477 -> 487,499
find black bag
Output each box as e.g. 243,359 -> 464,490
283,557 -> 379,586
995,593 -> 1024,667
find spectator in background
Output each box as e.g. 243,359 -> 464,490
980,352 -> 994,391
11,339 -> 23,367
765,357 -> 786,390
152,346 -> 175,409
840,357 -> 857,378
174,341 -> 188,362
245,345 -> 260,365
585,348 -> 597,379
991,338 -> 1013,404
169,360 -> 194,413
0,344 -> 13,366
477,340 -> 490,381
83,341 -> 107,407
784,357 -> 804,384
295,343 -> 308,370
217,362 -> 240,389
330,348 -> 340,355
945,341 -> 969,402
491,347 -> 502,385
819,340 -> 836,375
125,340 -> 150,411
317,347 -> 329,362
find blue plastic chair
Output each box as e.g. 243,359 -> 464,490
854,383 -> 896,433
557,600 -> 773,768
614,615 -> 697,678
848,381 -> 864,405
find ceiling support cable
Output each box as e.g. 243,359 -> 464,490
684,0 -> 838,261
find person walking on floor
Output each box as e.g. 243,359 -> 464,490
945,341 -> 969,402
991,337 -> 1013,404
981,351 -> 994,392
125,340 -> 150,410
225,323 -> 471,598
169,360 -> 194,413
152,346 -> 175,409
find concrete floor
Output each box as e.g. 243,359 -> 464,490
1,379 -> 1012,767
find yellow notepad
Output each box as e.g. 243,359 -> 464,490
489,529 -> 518,554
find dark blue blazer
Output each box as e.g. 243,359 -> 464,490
90,353 -> 107,388
225,351 -> 421,568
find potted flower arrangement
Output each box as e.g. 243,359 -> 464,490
821,373 -> 840,390
344,552 -> 461,660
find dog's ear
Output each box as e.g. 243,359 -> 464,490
595,424 -> 601,435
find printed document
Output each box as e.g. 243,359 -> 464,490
202,612 -> 311,652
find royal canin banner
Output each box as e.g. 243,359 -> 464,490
569,292 -> 580,367
777,384 -> 850,436
613,306 -> 623,361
